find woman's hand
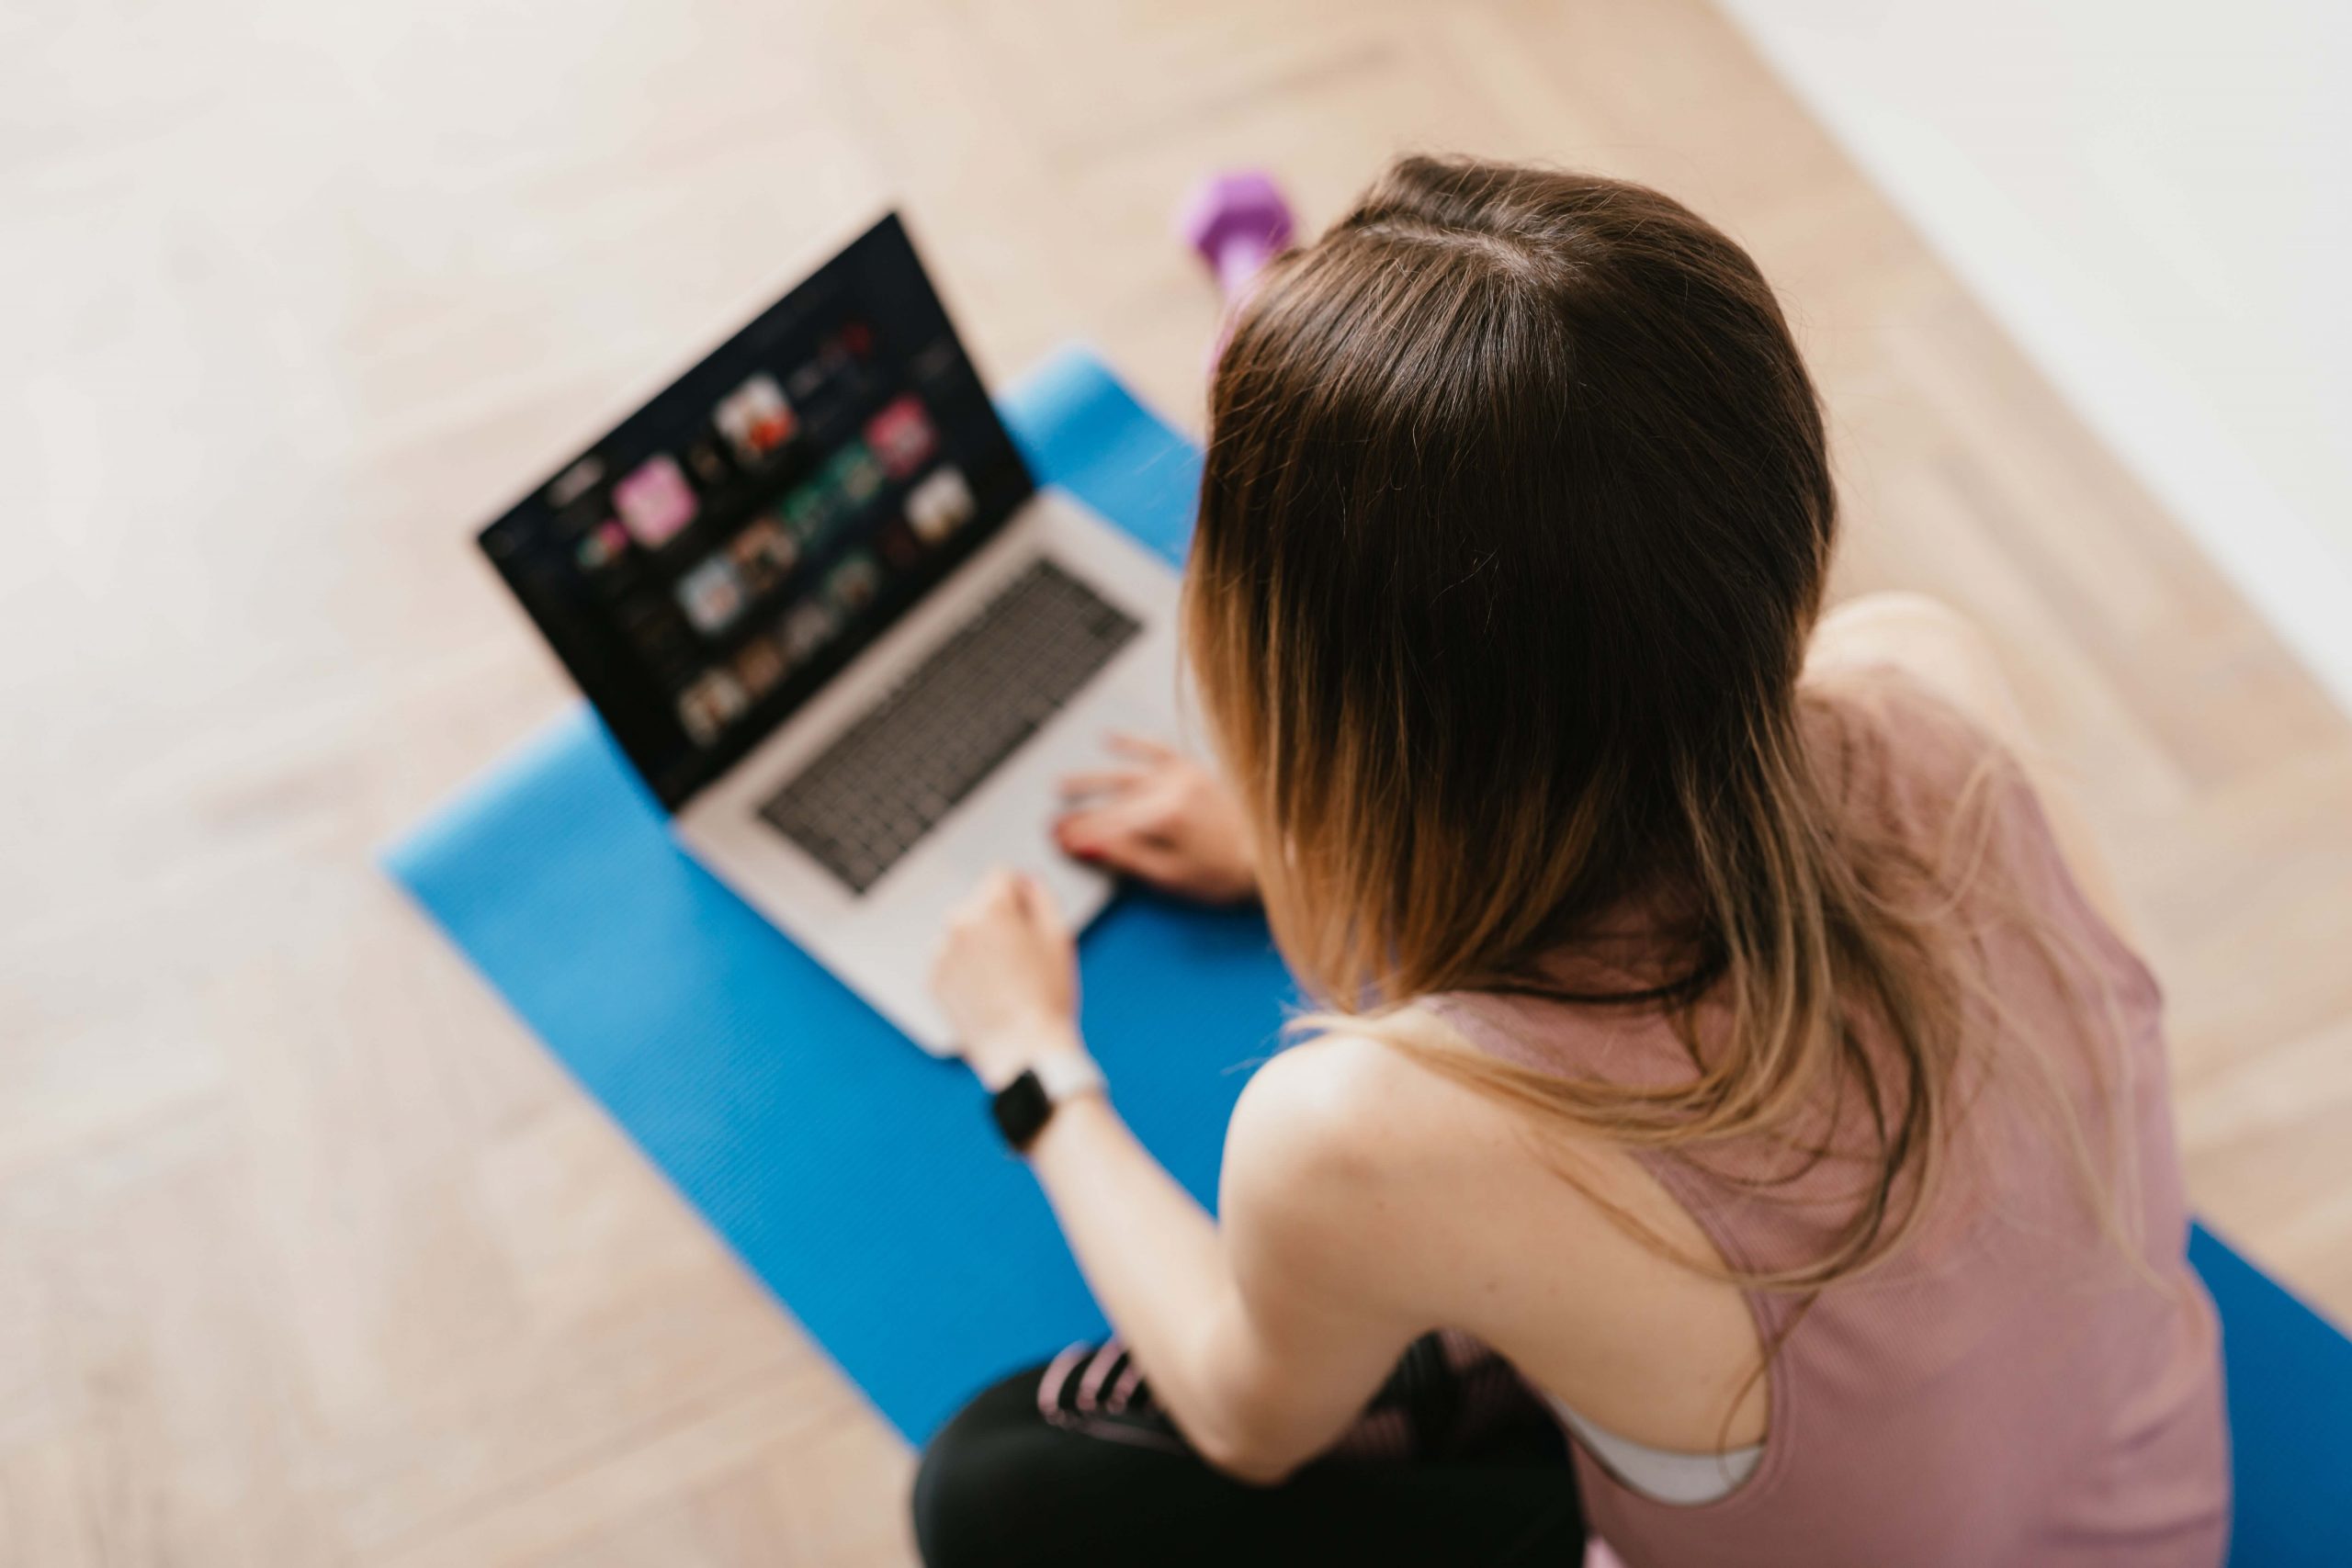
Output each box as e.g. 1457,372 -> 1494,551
929,869 -> 1081,1087
1054,735 -> 1257,904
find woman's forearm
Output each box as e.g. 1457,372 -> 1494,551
1030,1095 -> 1225,1330
928,869 -> 1397,1480
1027,1094 -> 1227,1370
1018,1057 -> 1290,1472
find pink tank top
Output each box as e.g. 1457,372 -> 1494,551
1428,673 -> 2229,1568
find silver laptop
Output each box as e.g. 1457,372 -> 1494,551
480,213 -> 1180,1052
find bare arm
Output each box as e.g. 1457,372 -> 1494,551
1018,1048 -> 1422,1481
1805,592 -> 2142,947
928,874 -> 1419,1483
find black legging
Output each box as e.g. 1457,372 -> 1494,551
911,1334 -> 1587,1568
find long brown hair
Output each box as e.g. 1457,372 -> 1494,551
1186,155 -> 2115,1292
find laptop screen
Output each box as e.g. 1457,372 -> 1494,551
479,213 -> 1035,810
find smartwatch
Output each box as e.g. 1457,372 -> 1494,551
989,1049 -> 1107,1154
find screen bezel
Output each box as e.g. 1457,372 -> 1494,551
475,212 -> 1036,812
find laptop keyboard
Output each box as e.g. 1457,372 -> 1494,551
757,558 -> 1142,894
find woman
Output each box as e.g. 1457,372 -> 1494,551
914,157 -> 2228,1567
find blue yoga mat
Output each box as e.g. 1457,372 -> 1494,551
2186,1224 -> 2352,1566
388,347 -> 1296,1445
389,347 -> 2352,1565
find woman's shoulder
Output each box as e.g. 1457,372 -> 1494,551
1807,658 -> 2164,1012
1804,660 -> 2028,844
1224,1019 -> 1659,1227
1225,1029 -> 1473,1187
1215,1031 -> 1495,1304
1219,1023 -> 1669,1320
1224,1026 -> 1593,1213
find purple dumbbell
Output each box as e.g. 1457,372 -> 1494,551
1178,170 -> 1297,303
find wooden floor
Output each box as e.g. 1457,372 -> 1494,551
7,1 -> 2349,1562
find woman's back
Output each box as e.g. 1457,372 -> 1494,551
1421,671 -> 2229,1566
914,158 -> 2228,1568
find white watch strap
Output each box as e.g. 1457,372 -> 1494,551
1031,1047 -> 1106,1107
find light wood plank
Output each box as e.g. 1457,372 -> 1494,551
6,1 -> 2346,1562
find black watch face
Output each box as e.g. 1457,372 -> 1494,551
991,1070 -> 1052,1151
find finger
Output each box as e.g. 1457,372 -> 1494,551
1012,872 -> 1069,941
1057,767 -> 1149,803
944,879 -> 985,927
1057,817 -> 1188,886
957,866 -> 1019,920
1053,797 -> 1157,844
1091,831 -> 1193,889
1051,807 -> 1121,858
1105,731 -> 1180,764
1056,794 -> 1182,855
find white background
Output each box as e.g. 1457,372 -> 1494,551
1722,0 -> 2352,714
